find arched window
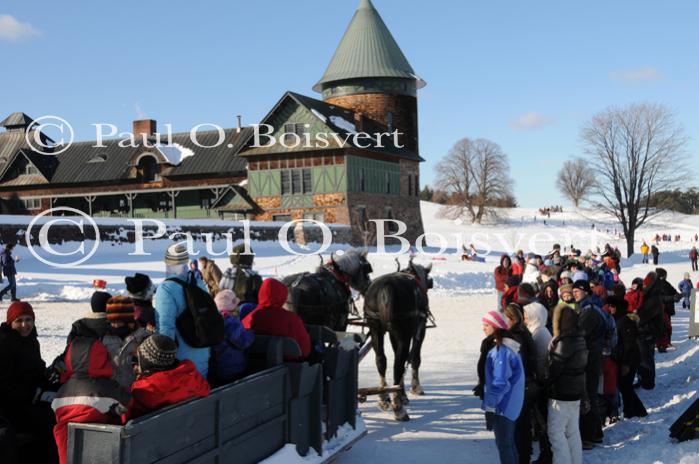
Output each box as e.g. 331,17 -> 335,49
137,155 -> 160,182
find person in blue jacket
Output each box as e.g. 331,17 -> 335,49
155,243 -> 211,377
210,289 -> 255,386
482,310 -> 525,464
678,273 -> 693,309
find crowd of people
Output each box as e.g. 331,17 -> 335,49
481,243 -> 686,464
0,243 -> 312,464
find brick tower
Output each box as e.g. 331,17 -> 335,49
313,0 -> 426,245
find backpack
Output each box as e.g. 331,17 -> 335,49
167,272 -> 224,348
600,308 -> 618,356
220,266 -> 262,304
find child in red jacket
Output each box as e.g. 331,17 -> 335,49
124,334 -> 210,421
624,278 -> 644,313
52,338 -> 130,464
242,278 -> 311,358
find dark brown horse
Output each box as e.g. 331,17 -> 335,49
363,258 -> 432,421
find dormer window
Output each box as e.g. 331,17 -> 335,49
283,123 -> 307,144
88,153 -> 108,163
136,155 -> 161,182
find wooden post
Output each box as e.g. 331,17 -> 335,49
86,195 -> 96,216
125,193 -> 138,218
169,190 -> 180,219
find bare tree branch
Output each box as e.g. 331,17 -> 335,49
556,159 -> 596,207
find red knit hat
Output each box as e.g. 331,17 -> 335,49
6,301 -> 35,325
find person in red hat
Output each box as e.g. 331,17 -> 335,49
0,301 -> 59,463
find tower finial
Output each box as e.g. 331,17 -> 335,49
358,0 -> 375,10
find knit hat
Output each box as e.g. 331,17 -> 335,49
137,334 -> 177,373
482,310 -> 508,330
558,283 -> 573,298
165,243 -> 189,266
656,268 -> 667,279
215,289 -> 240,314
573,279 -> 591,294
572,271 -> 588,282
6,301 -> 34,325
631,277 -> 644,289
89,291 -> 111,313
105,296 -> 135,323
125,273 -> 155,300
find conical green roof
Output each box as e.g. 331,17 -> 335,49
313,0 -> 425,92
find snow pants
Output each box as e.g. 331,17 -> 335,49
547,399 -> 582,464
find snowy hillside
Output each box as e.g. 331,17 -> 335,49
1,202 -> 699,463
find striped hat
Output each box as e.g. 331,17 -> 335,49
165,243 -> 189,266
105,296 -> 135,322
482,310 -> 508,330
138,334 -> 177,373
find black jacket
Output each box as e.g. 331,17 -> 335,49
576,297 -> 605,355
614,314 -> 641,368
546,331 -> 588,401
638,279 -> 664,340
0,323 -> 48,418
66,315 -> 110,345
658,279 -> 680,317
506,324 -> 537,380
475,335 -> 495,399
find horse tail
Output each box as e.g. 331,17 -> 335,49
377,284 -> 395,329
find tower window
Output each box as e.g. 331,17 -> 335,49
385,173 -> 391,194
359,169 -> 365,192
408,174 -> 412,196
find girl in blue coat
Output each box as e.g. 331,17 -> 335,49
482,310 -> 525,464
210,290 -> 255,386
679,273 -> 693,309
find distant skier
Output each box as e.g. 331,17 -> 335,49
650,245 -> 659,265
689,247 -> 698,272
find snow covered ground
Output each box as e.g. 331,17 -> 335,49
2,202 -> 699,463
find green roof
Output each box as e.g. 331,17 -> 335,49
313,0 -> 425,92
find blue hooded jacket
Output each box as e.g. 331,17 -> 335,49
679,279 -> 693,297
212,316 -> 255,380
483,338 -> 525,422
155,270 -> 211,377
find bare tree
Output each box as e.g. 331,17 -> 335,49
435,138 -> 514,224
582,103 -> 689,256
556,158 -> 596,207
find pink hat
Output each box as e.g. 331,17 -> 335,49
214,289 -> 240,314
482,310 -> 508,330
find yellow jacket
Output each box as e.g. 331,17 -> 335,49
640,244 -> 649,254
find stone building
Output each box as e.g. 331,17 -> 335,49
0,0 -> 426,243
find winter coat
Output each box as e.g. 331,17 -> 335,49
483,338 -> 525,422
624,288 -> 644,313
0,324 -> 49,419
522,263 -> 542,289
689,249 -> 698,260
132,299 -> 156,328
501,285 -> 519,308
0,248 -> 16,276
546,306 -> 588,401
493,256 -> 511,292
679,279 -> 693,298
614,313 -> 641,369
66,313 -> 110,345
155,270 -> 211,377
200,259 -> 223,296
658,278 -> 679,316
475,335 -> 495,399
640,244 -> 649,255
511,258 -> 524,276
212,315 -> 255,382
242,279 -> 311,359
52,338 -> 130,464
102,328 -> 150,389
124,360 -> 210,421
637,277 -> 664,340
505,324 -> 537,380
651,245 -> 659,257
523,302 -> 552,381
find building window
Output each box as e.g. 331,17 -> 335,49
283,123 -> 307,144
21,198 -> 41,210
24,164 -> 39,176
408,174 -> 413,196
137,155 -> 161,182
272,214 -> 293,222
302,212 -> 325,222
387,111 -> 394,132
281,168 -> 312,196
414,174 -> 419,196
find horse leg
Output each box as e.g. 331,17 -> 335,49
369,322 -> 390,411
389,329 -> 411,421
409,317 -> 427,396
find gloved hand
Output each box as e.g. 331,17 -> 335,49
581,399 -> 591,415
39,391 -> 56,403
472,384 -> 484,400
485,411 -> 495,431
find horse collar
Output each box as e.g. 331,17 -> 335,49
328,265 -> 351,290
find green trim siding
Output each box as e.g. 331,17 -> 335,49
321,78 -> 417,99
249,170 -> 281,197
346,155 -> 400,195
249,165 -> 346,197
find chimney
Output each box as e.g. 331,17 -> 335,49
236,115 -> 242,133
133,119 -> 157,140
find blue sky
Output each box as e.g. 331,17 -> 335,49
1,0 -> 698,207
